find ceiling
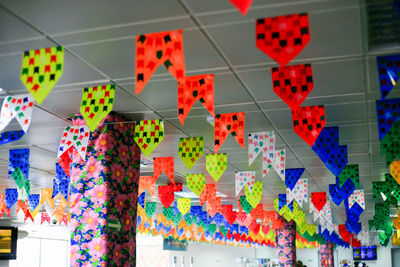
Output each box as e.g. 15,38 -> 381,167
0,0 -> 398,238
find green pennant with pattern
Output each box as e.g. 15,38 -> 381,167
245,181 -> 263,209
145,202 -> 157,219
206,153 -> 227,182
178,137 -> 204,169
186,174 -> 206,196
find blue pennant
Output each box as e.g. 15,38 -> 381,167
138,192 -> 145,209
136,215 -> 141,225
329,178 -> 355,206
0,131 -> 25,146
144,220 -> 150,229
27,194 -> 40,211
56,162 -> 68,180
285,168 -> 305,190
5,188 -> 18,209
278,194 -> 287,211
344,199 -> 363,235
376,98 -> 400,140
376,55 -> 400,99
8,148 -> 30,180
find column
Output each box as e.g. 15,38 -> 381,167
320,241 -> 334,267
276,218 -> 296,267
70,112 -> 141,266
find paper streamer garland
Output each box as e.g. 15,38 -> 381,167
235,171 -> 255,196
0,95 -> 34,134
206,153 -> 227,182
177,74 -> 214,126
178,137 -> 204,169
214,112 -> 245,153
134,119 -> 164,157
20,46 -> 64,104
255,13 -> 310,66
153,157 -> 174,183
248,131 -> 275,177
80,85 -> 115,132
135,30 -> 185,94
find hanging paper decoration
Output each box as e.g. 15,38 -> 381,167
376,55 -> 400,99
134,119 -> 164,157
40,188 -> 54,209
153,157 -> 174,183
145,202 -> 157,218
274,149 -> 286,181
52,177 -> 70,201
348,190 -> 365,210
28,194 -> 40,211
329,178 -> 355,206
0,130 -> 25,146
310,192 -> 327,212
20,46 -> 64,104
57,125 -> 90,175
80,85 -> 115,132
285,168 -> 304,189
206,153 -> 227,182
286,179 -> 308,207
239,196 -> 253,214
186,174 -> 206,196
199,184 -> 216,206
8,148 -> 30,181
292,105 -> 326,146
177,74 -> 214,126
338,164 -> 360,189
391,161 -> 400,185
4,189 -> 18,209
376,98 -> 400,140
177,198 -> 191,215
158,184 -> 182,208
11,168 -> 30,199
248,131 -> 275,177
139,176 -> 157,196
206,196 -> 221,217
0,95 -> 34,134
356,224 -> 369,246
228,0 -> 253,15
244,181 -> 263,209
235,171 -> 255,196
16,200 -> 34,222
178,137 -> 204,169
135,30 -> 185,94
271,64 -> 313,110
138,192 -> 146,209
255,13 -> 310,66
0,195 -> 10,218
220,205 -> 237,225
380,120 -> 400,165
214,112 -> 245,153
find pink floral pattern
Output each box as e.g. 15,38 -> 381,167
277,218 -> 296,267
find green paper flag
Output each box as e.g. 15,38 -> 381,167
145,202 -> 157,219
244,181 -> 263,209
80,84 -> 116,132
134,119 -> 164,157
178,137 -> 204,169
163,207 -> 174,221
206,153 -> 227,182
177,198 -> 191,215
186,174 -> 206,196
12,167 -> 30,199
21,46 -> 64,104
240,195 -> 253,214
338,164 -> 360,189
381,120 -> 400,165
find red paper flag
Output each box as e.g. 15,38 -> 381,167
139,176 -> 158,196
228,0 -> 253,15
58,146 -> 73,177
338,224 -> 351,244
256,13 -> 310,66
221,205 -> 237,225
214,112 -> 245,153
271,64 -> 313,110
135,30 -> 185,94
41,212 -> 51,224
199,184 -> 216,206
206,196 -> 221,217
153,157 -> 174,183
158,183 -> 182,208
292,105 -> 326,146
310,192 -> 326,212
177,74 -> 214,126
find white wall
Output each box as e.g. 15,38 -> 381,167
336,245 -> 392,267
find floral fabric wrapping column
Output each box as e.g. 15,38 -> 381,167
320,241 -> 334,267
70,112 -> 140,266
276,218 -> 296,267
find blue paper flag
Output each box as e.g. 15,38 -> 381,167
278,194 -> 287,211
285,168 -> 305,190
56,162 -> 68,180
138,192 -> 145,209
329,178 -> 355,206
5,188 -> 18,209
144,220 -> 150,229
8,148 -> 30,180
0,131 -> 25,146
376,55 -> 400,99
376,98 -> 400,140
28,194 -> 40,211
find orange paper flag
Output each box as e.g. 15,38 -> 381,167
214,112 -> 245,153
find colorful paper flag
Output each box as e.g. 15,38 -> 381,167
41,212 -> 51,224
139,176 -> 157,196
134,119 -> 164,157
177,198 -> 191,215
12,168 -> 30,199
5,189 -> 18,209
286,178 -> 308,207
177,74 -> 214,125
376,55 -> 400,99
206,153 -> 227,182
274,149 -> 286,181
255,13 -> 310,66
80,85 -> 115,132
292,105 -> 326,146
248,131 -> 275,177
135,30 -> 185,94
199,184 -> 216,206
0,95 -> 34,133
178,137 -> 204,169
8,148 -> 30,180
0,130 -> 25,146
235,171 -> 255,196
244,181 -> 263,209
206,196 -> 221,217
186,174 -> 206,196
228,0 -> 253,15
376,98 -> 400,140
348,190 -> 365,210
153,157 -> 174,183
20,46 -> 64,104
158,184 -> 182,208
338,164 -> 360,189
214,112 -> 245,153
28,194 -> 40,211
145,202 -> 157,218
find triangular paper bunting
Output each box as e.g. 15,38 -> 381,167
0,95 -> 34,133
248,131 -> 275,177
214,112 -> 245,153
8,148 -> 30,180
177,74 -> 214,125
178,137 -> 204,169
153,157 -> 174,183
206,153 -> 227,182
376,98 -> 400,140
21,46 -> 64,104
0,130 -> 25,146
228,0 -> 253,15
5,189 -> 18,209
244,181 -> 263,209
292,105 -> 326,146
285,168 -> 305,190
376,55 -> 400,99
145,202 -> 157,218
138,192 -> 146,209
274,149 -> 286,180
158,184 -> 182,208
28,194 -> 40,211
235,171 -> 255,196
271,64 -> 313,110
256,13 -> 310,66
134,119 -> 164,157
310,192 -> 326,212
329,178 -> 355,206
139,176 -> 157,196
239,196 -> 253,214
80,84 -> 115,132
135,30 -> 185,94
286,178 -> 308,207
186,174 -> 206,196
177,198 -> 191,215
